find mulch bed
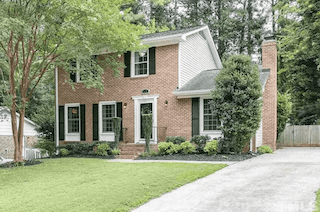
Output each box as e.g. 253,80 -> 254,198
136,152 -> 261,161
0,160 -> 42,169
48,154 -> 116,159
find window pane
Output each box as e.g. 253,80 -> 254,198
135,51 -> 147,63
135,63 -> 147,75
103,119 -> 113,132
68,107 -> 79,119
102,105 -> 115,118
203,99 -> 220,131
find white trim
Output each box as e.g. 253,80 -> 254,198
64,103 -> 80,141
173,89 -> 212,99
99,101 -> 117,141
133,94 -> 159,144
0,107 -> 38,127
199,97 -> 222,139
178,43 -> 181,89
202,26 -> 223,69
131,49 -> 149,78
55,67 -> 59,149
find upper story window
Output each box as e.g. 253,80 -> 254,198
203,99 -> 220,131
68,106 -> 80,133
70,55 -> 98,82
133,50 -> 149,77
102,104 -> 115,132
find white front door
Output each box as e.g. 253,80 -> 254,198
133,95 -> 159,144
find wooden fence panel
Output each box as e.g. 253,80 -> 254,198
278,125 -> 320,147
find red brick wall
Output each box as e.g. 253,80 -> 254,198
262,40 -> 277,151
58,44 -> 192,144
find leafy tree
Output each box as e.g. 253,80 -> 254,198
277,91 -> 292,139
210,55 -> 262,153
0,0 -> 145,162
276,0 -> 320,125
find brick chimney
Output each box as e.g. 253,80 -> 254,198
262,35 -> 277,151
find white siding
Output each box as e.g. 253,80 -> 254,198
0,110 -> 38,136
256,119 -> 263,148
180,32 -> 217,87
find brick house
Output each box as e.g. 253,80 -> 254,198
55,25 -> 277,157
0,107 -> 40,160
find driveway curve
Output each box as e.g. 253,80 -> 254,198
133,148 -> 320,212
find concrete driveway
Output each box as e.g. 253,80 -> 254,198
133,148 -> 320,212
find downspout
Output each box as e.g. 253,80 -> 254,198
55,67 -> 59,153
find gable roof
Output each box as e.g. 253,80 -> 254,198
141,25 -> 206,40
141,25 -> 222,69
0,106 -> 38,127
173,67 -> 270,98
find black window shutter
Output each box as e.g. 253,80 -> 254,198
149,47 -> 156,75
192,98 -> 200,136
116,102 -> 123,141
124,51 -> 131,77
92,104 -> 99,141
70,60 -> 77,82
59,105 -> 65,141
80,104 -> 86,141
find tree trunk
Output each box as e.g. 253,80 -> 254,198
239,0 -> 247,54
247,0 -> 253,56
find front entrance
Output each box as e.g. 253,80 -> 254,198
132,94 -> 159,144
140,103 -> 153,139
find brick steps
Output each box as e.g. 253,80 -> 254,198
118,143 -> 158,159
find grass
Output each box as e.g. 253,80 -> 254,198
315,189 -> 320,212
0,158 -> 226,212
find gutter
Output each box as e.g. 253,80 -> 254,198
55,67 -> 59,151
172,89 -> 212,98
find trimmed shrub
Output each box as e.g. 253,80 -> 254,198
149,150 -> 159,156
139,152 -> 149,157
60,148 -> 70,156
204,140 -> 218,155
111,148 -> 121,155
180,141 -> 196,154
190,135 -> 211,153
59,143 -> 94,155
158,142 -> 179,155
34,139 -> 56,157
96,143 -> 110,156
113,117 -> 122,147
142,113 -> 153,153
257,145 -> 273,154
165,136 -> 186,144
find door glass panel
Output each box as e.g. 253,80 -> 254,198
140,103 -> 152,139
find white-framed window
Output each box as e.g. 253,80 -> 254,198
99,101 -> 117,141
70,56 -> 98,82
102,104 -> 115,132
64,103 -> 81,141
131,49 -> 149,77
67,106 -> 80,133
203,99 -> 219,131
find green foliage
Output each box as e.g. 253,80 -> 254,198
179,141 -> 196,155
34,139 -> 56,157
158,142 -> 179,155
139,152 -> 149,157
113,117 -> 122,147
276,0 -> 320,125
204,140 -> 219,155
111,148 -> 121,155
257,145 -> 273,154
277,92 -> 292,139
59,143 -> 94,155
211,55 -> 262,153
190,135 -> 210,153
59,148 -> 70,157
165,136 -> 186,144
95,143 -> 110,156
142,113 -> 153,153
149,150 -> 159,156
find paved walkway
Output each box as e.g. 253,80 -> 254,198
132,148 -> 320,212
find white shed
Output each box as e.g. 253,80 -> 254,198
0,107 -> 40,160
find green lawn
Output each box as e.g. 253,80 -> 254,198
0,158 -> 226,212
315,189 -> 320,212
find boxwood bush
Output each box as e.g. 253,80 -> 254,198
204,140 -> 218,155
257,145 -> 273,154
158,142 -> 180,155
59,148 -> 70,156
190,135 -> 211,153
180,141 -> 196,154
165,136 -> 186,144
96,143 -> 110,156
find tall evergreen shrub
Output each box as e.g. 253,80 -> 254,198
142,114 -> 153,153
210,55 -> 263,153
113,117 -> 122,148
277,92 -> 292,139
